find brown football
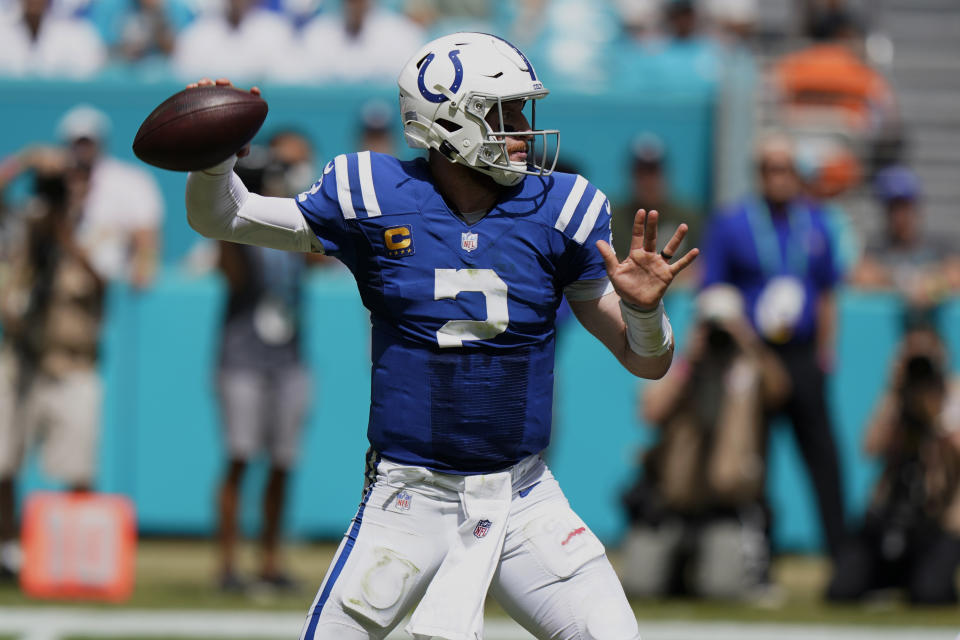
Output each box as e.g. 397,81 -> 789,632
132,85 -> 268,172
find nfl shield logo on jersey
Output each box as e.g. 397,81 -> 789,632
461,232 -> 478,252
473,519 -> 492,539
395,490 -> 412,511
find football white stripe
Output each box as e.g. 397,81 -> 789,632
573,190 -> 607,244
554,174 -> 588,233
357,151 -> 381,217
334,154 -> 356,219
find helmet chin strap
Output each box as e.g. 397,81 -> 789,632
478,163 -> 525,186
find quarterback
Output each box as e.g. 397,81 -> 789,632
185,33 -> 697,640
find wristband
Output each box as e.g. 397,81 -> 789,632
621,299 -> 660,313
620,299 -> 673,357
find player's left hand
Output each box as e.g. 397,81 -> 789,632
596,209 -> 699,310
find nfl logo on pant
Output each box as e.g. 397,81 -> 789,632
395,490 -> 412,511
473,519 -> 492,539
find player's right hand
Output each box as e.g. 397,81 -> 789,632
185,78 -> 261,158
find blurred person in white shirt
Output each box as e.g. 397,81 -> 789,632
297,0 -> 424,84
57,105 -> 164,288
0,0 -> 106,78
172,0 -> 297,83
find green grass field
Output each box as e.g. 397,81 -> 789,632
0,538 -> 957,630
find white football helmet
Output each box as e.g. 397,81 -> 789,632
398,32 -> 560,186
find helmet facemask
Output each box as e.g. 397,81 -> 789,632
473,95 -> 560,186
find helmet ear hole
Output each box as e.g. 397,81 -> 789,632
435,119 -> 462,133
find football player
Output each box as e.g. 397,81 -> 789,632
185,32 -> 697,640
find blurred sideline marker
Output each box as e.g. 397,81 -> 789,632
20,492 -> 136,602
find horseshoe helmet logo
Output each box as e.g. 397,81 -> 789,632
417,49 -> 464,104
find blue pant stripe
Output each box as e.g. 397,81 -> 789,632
304,482 -> 374,639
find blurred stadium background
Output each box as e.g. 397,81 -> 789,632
1,0 -> 960,638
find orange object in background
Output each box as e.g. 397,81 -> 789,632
773,44 -> 896,130
20,492 -> 136,602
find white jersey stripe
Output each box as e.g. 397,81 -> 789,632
357,151 -> 381,217
572,190 -> 607,244
554,175 -> 588,233
334,154 -> 356,220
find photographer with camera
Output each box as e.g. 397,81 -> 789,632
620,285 -> 790,600
0,147 -> 105,580
827,317 -> 960,604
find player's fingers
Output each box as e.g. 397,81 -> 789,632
215,78 -> 232,86
660,223 -> 688,259
596,240 -> 620,274
670,247 -> 700,274
629,209 -> 646,253
643,209 -> 659,253
250,86 -> 261,96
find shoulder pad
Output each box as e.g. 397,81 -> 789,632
549,172 -> 609,245
298,151 -> 424,220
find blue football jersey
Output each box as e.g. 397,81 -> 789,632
297,151 -> 611,473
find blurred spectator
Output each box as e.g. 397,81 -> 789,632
615,0 -> 658,42
0,148 -> 104,581
113,0 -> 176,61
827,321 -> 960,604
611,134 -> 701,267
795,136 -> 863,278
616,0 -> 723,92
172,0 -> 297,83
803,0 -> 855,41
356,99 -> 396,155
0,0 -> 107,78
509,0 -> 620,90
701,133 -> 847,559
213,130 -> 313,593
850,166 -> 960,307
703,0 -> 758,44
404,0 -> 492,34
56,105 -> 164,287
297,0 -> 424,85
665,0 -> 697,41
621,285 -> 789,600
275,0 -> 321,28
90,0 -> 193,64
772,7 -> 899,137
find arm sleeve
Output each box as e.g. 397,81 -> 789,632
185,157 -> 320,253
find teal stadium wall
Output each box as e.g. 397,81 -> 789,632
4,79 -> 958,552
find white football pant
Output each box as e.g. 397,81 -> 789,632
299,454 -> 641,640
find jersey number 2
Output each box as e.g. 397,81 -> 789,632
434,269 -> 508,347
